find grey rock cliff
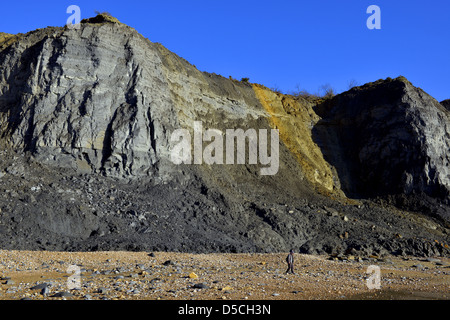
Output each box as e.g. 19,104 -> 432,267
0,19 -> 318,206
441,99 -> 450,111
314,77 -> 450,214
0,18 -> 448,255
0,23 -> 177,179
0,22 -> 299,189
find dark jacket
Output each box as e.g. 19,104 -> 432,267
286,253 -> 294,264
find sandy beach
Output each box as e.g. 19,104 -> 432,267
0,250 -> 448,301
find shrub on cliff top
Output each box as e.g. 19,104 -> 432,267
81,11 -> 121,24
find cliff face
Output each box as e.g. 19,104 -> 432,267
441,99 -> 450,111
314,78 -> 450,203
0,23 -> 176,179
0,19 -> 339,198
0,16 -> 448,255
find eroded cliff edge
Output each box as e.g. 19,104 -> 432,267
0,16 -> 448,256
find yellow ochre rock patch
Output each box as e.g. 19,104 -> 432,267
0,32 -> 20,52
252,84 -> 342,197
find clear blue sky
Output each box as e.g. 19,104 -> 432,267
1,1 -> 449,101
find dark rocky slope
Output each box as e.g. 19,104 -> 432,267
441,99 -> 450,111
314,78 -> 450,222
0,16 -> 448,257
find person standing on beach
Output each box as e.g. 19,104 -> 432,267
286,249 -> 295,274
